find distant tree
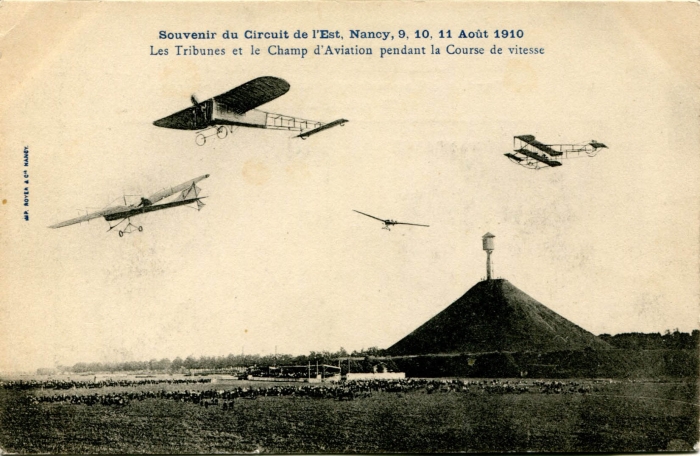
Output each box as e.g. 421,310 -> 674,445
36,367 -> 56,376
152,358 -> 171,371
183,356 -> 198,369
364,346 -> 382,357
72,362 -> 89,373
171,357 -> 184,371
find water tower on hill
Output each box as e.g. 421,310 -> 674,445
482,232 -> 495,280
386,232 -> 611,356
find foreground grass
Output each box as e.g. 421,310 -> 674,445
1,380 -> 696,453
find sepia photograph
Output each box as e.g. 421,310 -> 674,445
0,1 -> 698,453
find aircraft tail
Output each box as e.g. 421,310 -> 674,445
175,184 -> 203,201
296,119 -> 348,139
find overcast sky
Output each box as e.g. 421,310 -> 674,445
1,2 -> 698,372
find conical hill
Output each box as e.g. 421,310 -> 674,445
387,279 -> 610,356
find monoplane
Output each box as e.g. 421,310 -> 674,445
353,210 -> 430,231
505,135 -> 608,169
153,76 -> 348,146
49,175 -> 210,237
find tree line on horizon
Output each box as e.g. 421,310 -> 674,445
598,329 -> 698,350
41,331 -> 699,375
48,347 -> 385,375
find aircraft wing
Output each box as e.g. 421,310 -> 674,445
395,222 -> 430,227
353,210 -> 386,222
49,209 -> 109,229
515,148 -> 562,167
504,153 -> 524,162
144,174 -> 210,205
214,77 -> 290,115
103,198 -> 205,222
515,135 -> 563,156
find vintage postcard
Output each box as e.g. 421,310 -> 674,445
0,1 -> 698,453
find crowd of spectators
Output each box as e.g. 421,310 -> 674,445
1,378 -> 211,390
15,377 -> 611,408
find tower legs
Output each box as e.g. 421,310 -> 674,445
486,250 -> 492,280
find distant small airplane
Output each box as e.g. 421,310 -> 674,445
353,210 -> 429,231
154,76 -> 348,146
505,135 -> 608,169
49,175 -> 210,237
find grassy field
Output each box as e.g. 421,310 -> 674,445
1,378 -> 697,453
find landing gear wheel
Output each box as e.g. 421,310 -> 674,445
138,226 -> 143,232
195,134 -> 206,146
119,231 -> 124,237
217,126 -> 228,139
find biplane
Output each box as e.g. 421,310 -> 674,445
505,135 -> 608,169
49,175 -> 210,237
353,210 -> 430,231
153,76 -> 348,146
